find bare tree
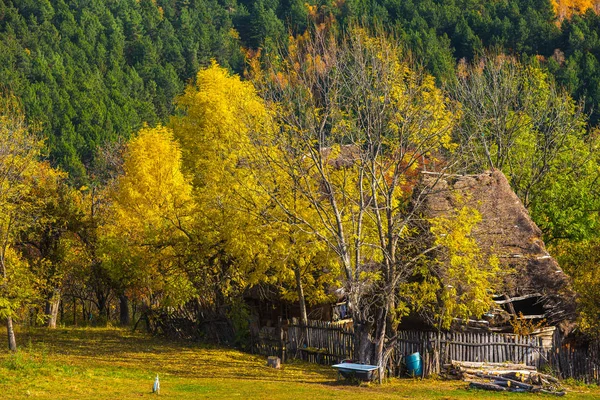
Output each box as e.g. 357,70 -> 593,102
451,53 -> 589,208
250,26 -> 458,371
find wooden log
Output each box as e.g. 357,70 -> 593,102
537,373 -> 560,384
493,381 -> 533,393
477,374 -> 534,390
504,371 -> 534,382
540,390 -> 566,397
507,388 -> 529,393
451,360 -> 536,370
494,293 -> 542,304
469,382 -> 506,391
459,367 -> 534,376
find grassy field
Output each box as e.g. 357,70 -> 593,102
0,328 -> 598,399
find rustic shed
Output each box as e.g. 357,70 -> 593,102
420,169 -> 576,332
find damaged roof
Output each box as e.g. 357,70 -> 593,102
421,169 -> 577,329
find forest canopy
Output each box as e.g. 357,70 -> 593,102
2,0 -> 600,182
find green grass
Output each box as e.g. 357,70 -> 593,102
0,327 -> 599,399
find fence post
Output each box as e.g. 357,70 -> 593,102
278,317 -> 286,362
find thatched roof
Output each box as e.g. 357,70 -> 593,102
421,169 -> 576,328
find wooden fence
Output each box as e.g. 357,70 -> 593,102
250,319 -> 600,383
286,319 -> 354,364
250,337 -> 282,359
549,329 -> 600,384
392,330 -> 545,376
251,319 -> 547,376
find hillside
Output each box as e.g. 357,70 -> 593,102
2,0 -> 600,181
2,0 -> 600,375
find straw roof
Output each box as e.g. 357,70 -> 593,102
420,169 -> 576,328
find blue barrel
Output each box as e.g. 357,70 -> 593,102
405,352 -> 422,377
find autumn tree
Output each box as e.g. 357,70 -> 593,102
0,93 -> 44,350
250,27 -> 472,370
102,125 -> 196,323
552,0 -> 600,20
170,62 -> 280,333
262,186 -> 342,327
451,53 -> 599,243
18,163 -> 83,328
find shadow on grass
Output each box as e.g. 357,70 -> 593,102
12,327 -> 338,384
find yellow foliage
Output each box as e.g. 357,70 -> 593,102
171,62 -> 291,296
249,27 -> 464,337
113,125 -> 193,228
173,61 -> 270,190
104,125 -> 196,307
414,202 -> 501,329
0,93 -> 46,319
510,312 -> 547,336
552,0 -> 600,19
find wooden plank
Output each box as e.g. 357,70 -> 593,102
493,293 -> 542,304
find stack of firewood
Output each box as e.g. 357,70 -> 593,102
446,361 -> 565,396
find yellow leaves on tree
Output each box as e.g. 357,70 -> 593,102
552,0 -> 600,19
113,125 -> 193,231
173,61 -> 269,191
104,125 -> 195,308
171,62 -> 276,289
402,200 -> 500,331
428,205 -> 501,329
0,93 -> 45,349
251,27 -> 465,363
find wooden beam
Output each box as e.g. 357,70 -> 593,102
517,314 -> 546,320
494,293 -> 542,304
503,294 -> 517,315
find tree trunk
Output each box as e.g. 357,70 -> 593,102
45,289 -> 61,328
293,263 -> 308,326
6,317 -> 16,351
132,301 -> 137,324
97,295 -> 107,323
1,239 -> 16,350
374,304 -> 388,383
119,294 -> 130,326
73,298 -> 77,326
353,311 -> 373,364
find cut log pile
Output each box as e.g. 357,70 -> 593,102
446,361 -> 566,396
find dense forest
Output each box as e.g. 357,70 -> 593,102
2,0 -> 600,365
3,0 -> 600,181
